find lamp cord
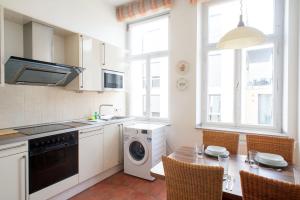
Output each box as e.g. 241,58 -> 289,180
238,0 -> 245,27
240,0 -> 243,16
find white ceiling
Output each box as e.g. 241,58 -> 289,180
104,0 -> 134,6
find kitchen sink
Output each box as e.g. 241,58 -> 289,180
73,116 -> 128,125
101,116 -> 128,121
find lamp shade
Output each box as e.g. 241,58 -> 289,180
217,26 -> 266,49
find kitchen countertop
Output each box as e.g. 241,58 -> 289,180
0,117 -> 134,146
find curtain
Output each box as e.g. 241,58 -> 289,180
116,0 -> 210,21
116,0 -> 173,22
189,0 -> 211,4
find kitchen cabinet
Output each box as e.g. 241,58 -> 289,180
65,34 -> 102,91
0,6 -> 4,86
23,21 -> 54,62
103,123 -> 122,170
101,42 -> 126,72
79,127 -> 103,182
0,141 -> 28,200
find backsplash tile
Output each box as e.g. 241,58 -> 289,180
0,85 -> 126,129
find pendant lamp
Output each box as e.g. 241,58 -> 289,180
217,0 -> 266,49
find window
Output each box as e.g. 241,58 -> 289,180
201,0 -> 283,131
128,16 -> 169,119
208,94 -> 221,122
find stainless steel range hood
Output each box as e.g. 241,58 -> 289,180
5,56 -> 84,86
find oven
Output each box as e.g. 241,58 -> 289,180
28,131 -> 78,194
102,69 -> 124,91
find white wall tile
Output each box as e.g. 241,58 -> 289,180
0,85 -> 126,128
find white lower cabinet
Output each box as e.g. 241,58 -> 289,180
103,123 -> 121,171
0,141 -> 28,200
79,127 -> 103,183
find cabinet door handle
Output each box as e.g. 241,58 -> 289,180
80,129 -> 103,134
102,43 -> 106,66
118,124 -> 123,163
21,155 -> 28,200
80,35 -> 84,89
0,143 -> 26,152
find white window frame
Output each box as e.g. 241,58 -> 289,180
200,0 -> 284,132
127,14 -> 170,121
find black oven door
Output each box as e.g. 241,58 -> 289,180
29,132 -> 78,194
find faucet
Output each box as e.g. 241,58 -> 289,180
99,104 -> 114,119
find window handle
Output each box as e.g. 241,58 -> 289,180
236,81 -> 240,89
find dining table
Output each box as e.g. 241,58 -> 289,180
150,146 -> 300,200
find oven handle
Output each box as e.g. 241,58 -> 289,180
30,143 -> 77,157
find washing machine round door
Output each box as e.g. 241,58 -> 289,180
127,138 -> 148,165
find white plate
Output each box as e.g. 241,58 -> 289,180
205,149 -> 229,157
255,157 -> 288,168
257,152 -> 284,162
255,152 -> 287,167
207,146 -> 227,154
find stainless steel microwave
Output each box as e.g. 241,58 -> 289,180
102,69 -> 124,91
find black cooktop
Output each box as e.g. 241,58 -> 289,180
17,122 -> 88,135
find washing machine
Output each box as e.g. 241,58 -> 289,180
124,123 -> 166,181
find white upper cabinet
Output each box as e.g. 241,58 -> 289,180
0,6 -> 4,86
82,35 -> 102,91
101,42 -> 126,72
23,22 -> 53,62
65,34 -> 102,91
1,8 -> 127,90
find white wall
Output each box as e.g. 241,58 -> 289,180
296,0 -> 300,165
0,0 -> 125,47
167,1 -> 201,150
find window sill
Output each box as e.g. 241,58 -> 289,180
195,124 -> 287,137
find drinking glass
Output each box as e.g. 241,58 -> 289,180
293,167 -> 300,184
218,154 -> 229,180
195,144 -> 205,158
248,150 -> 259,169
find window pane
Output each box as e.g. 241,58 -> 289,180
208,1 -> 240,43
258,94 -> 273,124
150,57 -> 168,118
207,50 -> 234,123
208,95 -> 221,122
129,17 -> 168,55
241,44 -> 274,126
245,0 -> 274,35
129,60 -> 146,117
208,0 -> 275,44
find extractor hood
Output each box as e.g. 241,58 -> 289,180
5,56 -> 84,86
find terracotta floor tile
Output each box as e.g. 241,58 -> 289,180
70,171 -> 166,200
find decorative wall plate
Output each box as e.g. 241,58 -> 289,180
176,61 -> 189,75
176,78 -> 188,91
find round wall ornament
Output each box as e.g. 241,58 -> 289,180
176,60 -> 189,75
176,78 -> 188,91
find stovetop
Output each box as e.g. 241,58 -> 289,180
16,122 -> 89,135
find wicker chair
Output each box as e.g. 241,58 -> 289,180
246,134 -> 294,164
240,170 -> 300,200
203,130 -> 240,155
162,156 -> 224,200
